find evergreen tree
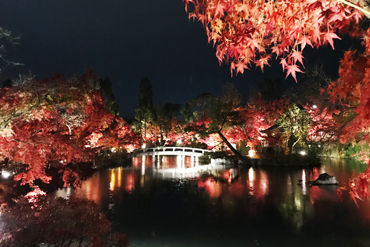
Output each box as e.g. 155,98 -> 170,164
135,77 -> 156,142
98,77 -> 119,116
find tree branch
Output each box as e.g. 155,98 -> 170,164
337,0 -> 370,18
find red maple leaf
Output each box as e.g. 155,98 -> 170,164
324,31 -> 341,50
214,0 -> 226,17
285,64 -> 304,82
280,58 -> 288,70
291,50 -> 304,67
235,62 -> 249,75
255,55 -> 271,72
298,36 -> 313,50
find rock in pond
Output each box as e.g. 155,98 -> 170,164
310,173 -> 339,185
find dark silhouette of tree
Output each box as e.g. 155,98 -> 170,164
134,77 -> 156,143
182,93 -> 216,122
99,77 -> 120,116
258,78 -> 285,102
155,103 -> 181,145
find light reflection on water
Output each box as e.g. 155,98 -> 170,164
52,157 -> 370,247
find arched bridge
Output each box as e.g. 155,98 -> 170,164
132,146 -> 211,170
132,146 -> 210,157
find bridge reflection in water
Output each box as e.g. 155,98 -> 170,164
131,146 -> 214,178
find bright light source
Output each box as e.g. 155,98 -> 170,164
299,150 -> 307,156
142,144 -> 146,149
312,105 -> 317,109
248,149 -> 256,158
2,170 -> 11,179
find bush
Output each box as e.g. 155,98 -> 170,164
0,196 -> 128,247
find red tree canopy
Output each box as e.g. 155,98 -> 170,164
0,71 -> 139,186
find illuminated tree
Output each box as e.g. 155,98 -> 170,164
227,97 -> 287,148
276,103 -> 311,154
0,71 -> 139,187
183,0 -> 366,81
325,30 -> 370,162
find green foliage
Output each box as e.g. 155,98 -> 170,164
198,153 -> 211,164
320,142 -> 350,158
237,141 -> 249,155
198,151 -> 228,164
346,143 -> 362,158
277,103 -> 311,153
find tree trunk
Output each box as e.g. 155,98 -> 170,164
291,135 -> 301,154
217,131 -> 249,165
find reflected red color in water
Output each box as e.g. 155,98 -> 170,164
228,181 -> 245,197
257,170 -> 269,199
125,173 -> 135,192
76,173 -> 102,206
198,178 -> 222,198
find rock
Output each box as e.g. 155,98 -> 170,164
310,173 -> 339,185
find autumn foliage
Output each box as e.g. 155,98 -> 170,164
184,0 -> 363,81
0,71 -> 139,187
327,33 -> 370,145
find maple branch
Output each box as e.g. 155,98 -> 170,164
336,0 -> 370,18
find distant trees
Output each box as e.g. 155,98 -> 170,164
134,77 -> 156,143
155,103 -> 181,144
99,77 -> 120,116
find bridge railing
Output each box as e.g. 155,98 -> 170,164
132,146 -> 210,155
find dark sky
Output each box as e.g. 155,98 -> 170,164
0,0 -> 347,117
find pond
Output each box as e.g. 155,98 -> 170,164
53,157 -> 370,247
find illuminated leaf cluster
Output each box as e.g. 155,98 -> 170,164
184,0 -> 363,81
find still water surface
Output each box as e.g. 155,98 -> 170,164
54,158 -> 370,247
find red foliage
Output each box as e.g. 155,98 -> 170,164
171,99 -> 286,150
327,29 -> 370,145
304,104 -> 343,142
0,71 -> 139,186
184,0 -> 362,80
224,98 -> 287,147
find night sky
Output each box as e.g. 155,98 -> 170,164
0,0 -> 349,117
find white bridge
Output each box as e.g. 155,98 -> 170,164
132,146 -> 210,157
131,146 -> 211,172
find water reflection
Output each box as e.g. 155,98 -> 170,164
51,158 -> 370,247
